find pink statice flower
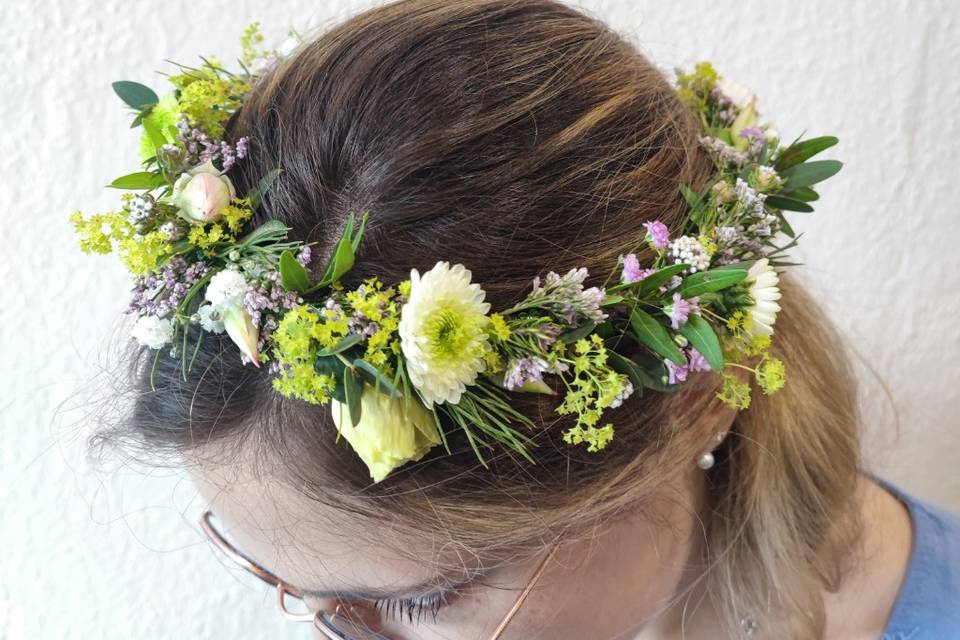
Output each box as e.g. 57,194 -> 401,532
643,219 -> 671,249
664,292 -> 701,330
620,253 -> 655,284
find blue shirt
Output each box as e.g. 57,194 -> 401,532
874,475 -> 960,639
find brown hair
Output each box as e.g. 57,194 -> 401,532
92,1 -> 863,636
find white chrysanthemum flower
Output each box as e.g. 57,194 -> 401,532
398,261 -> 492,407
132,315 -> 173,349
745,258 -> 782,337
205,268 -> 250,307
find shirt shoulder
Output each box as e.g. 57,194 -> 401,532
874,475 -> 960,639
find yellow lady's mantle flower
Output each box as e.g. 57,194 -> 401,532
330,387 -> 442,483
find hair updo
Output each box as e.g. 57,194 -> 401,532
93,1 -> 864,637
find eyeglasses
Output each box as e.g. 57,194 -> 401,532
199,511 -> 561,639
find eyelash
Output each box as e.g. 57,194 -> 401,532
373,589 -> 451,625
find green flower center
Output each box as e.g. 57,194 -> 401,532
424,301 -> 484,361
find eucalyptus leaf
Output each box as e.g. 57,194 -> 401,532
558,320 -> 597,344
774,136 -> 838,171
607,348 -> 678,393
316,333 -> 363,357
779,160 -> 843,191
765,194 -> 814,213
354,359 -> 403,398
107,171 -> 167,190
111,80 -> 159,110
677,313 -> 723,371
343,367 -> 363,427
678,268 -> 748,298
786,186 -> 820,202
609,262 -> 689,294
629,309 -> 685,365
314,356 -> 347,403
775,210 -> 796,238
279,249 -> 311,293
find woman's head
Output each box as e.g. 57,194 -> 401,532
94,0 -> 864,637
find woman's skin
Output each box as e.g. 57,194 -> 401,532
190,437 -> 913,640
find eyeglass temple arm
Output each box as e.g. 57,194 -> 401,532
488,541 -> 563,640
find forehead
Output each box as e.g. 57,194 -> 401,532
189,456 -> 454,596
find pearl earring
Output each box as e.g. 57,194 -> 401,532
696,451 -> 715,470
695,431 -> 728,470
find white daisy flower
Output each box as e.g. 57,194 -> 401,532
131,315 -> 173,349
744,257 -> 782,337
398,261 -> 493,407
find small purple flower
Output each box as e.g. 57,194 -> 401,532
738,126 -> 765,143
503,356 -> 550,390
620,254 -> 657,285
664,292 -> 700,330
296,245 -> 312,267
687,347 -> 712,373
643,220 -> 671,249
665,358 -> 689,385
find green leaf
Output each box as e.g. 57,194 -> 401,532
779,160 -> 843,191
310,237 -> 355,291
678,268 -> 748,298
343,367 -> 363,427
609,262 -> 689,294
316,333 -> 363,357
774,136 -> 838,171
246,167 -> 283,212
279,249 -> 310,293
677,313 -> 723,371
238,219 -> 288,246
350,211 -> 370,253
601,294 -> 624,307
558,320 -> 597,344
765,194 -> 814,213
607,348 -> 678,393
314,356 -> 347,403
111,81 -> 159,110
629,309 -> 685,365
679,184 -> 703,209
774,210 -> 796,238
107,171 -> 167,190
353,358 -> 403,398
786,186 -> 819,202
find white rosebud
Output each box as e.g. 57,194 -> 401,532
131,315 -> 174,349
717,77 -> 756,111
761,121 -> 780,145
165,159 -> 236,224
221,304 -> 261,367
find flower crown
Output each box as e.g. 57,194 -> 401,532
71,24 -> 843,482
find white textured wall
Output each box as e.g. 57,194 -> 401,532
2,1 -> 958,638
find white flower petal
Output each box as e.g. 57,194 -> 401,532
399,261 -> 492,408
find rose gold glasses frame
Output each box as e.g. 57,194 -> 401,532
199,510 -> 562,640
